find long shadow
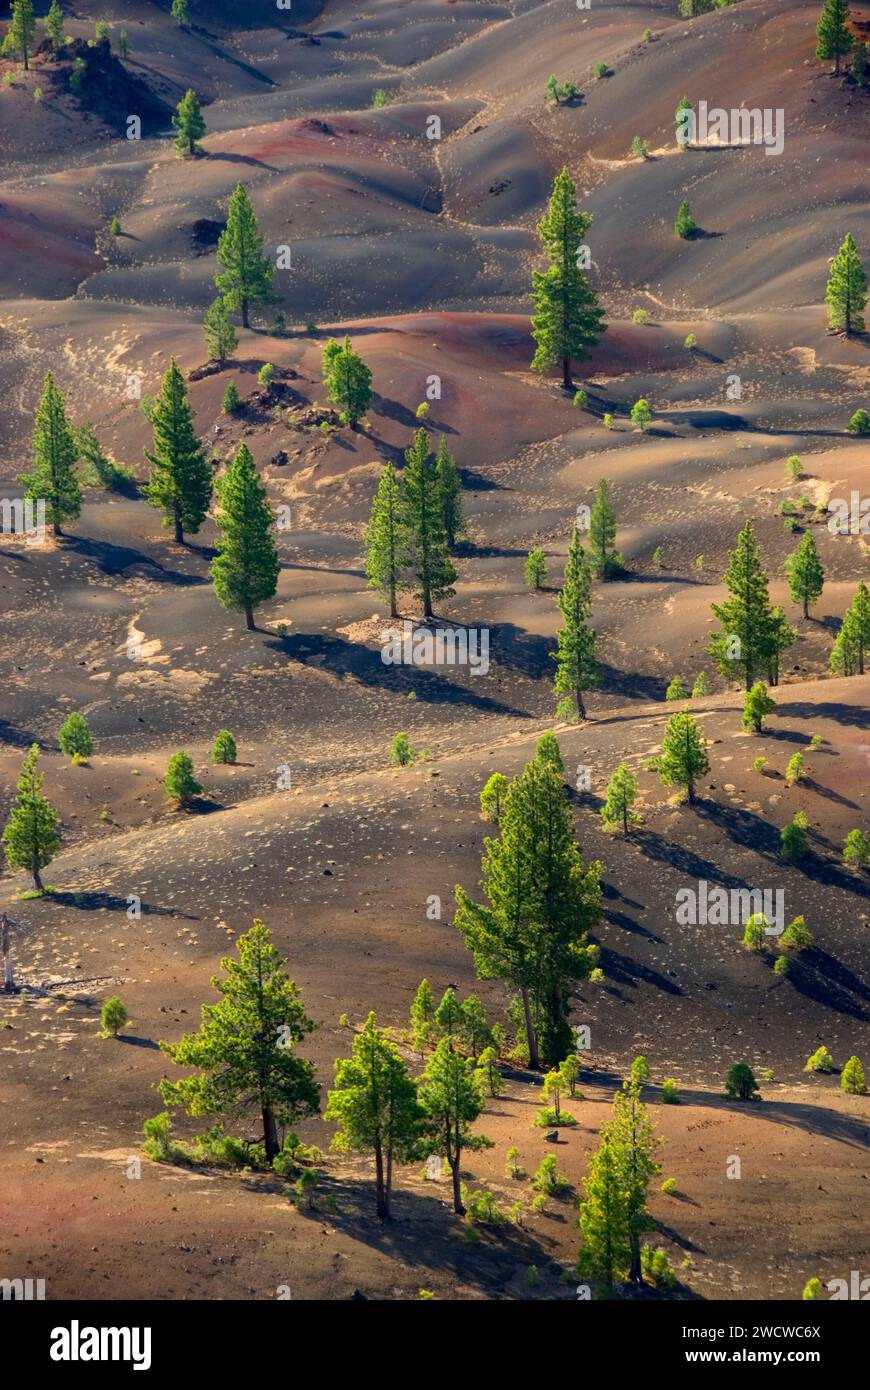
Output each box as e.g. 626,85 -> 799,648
266,631 -> 529,717
633,825 -> 761,892
486,623 -> 553,680
460,543 -> 529,559
693,798 -> 782,859
60,535 -> 207,585
620,572 -> 705,586
597,662 -> 666,703
594,944 -> 684,997
774,699 -> 870,730
804,775 -> 861,811
675,1086 -> 870,1151
50,890 -> 190,918
207,152 -> 281,173
458,467 -> 503,492
119,1035 -> 160,1050
371,394 -> 457,436
0,718 -> 45,749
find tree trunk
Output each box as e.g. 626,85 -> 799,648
622,805 -> 628,834
374,1141 -> 387,1219
520,987 -> 539,1070
32,866 -> 44,893
385,1148 -> 393,1220
1,916 -> 13,993
52,520 -> 60,538
687,779 -> 695,805
562,357 -> 571,389
389,579 -> 398,620
575,688 -> 586,721
242,298 -> 250,330
803,595 -> 809,619
628,1228 -> 642,1285
423,586 -> 432,620
262,1104 -> 279,1162
245,606 -> 256,631
450,1155 -> 464,1215
173,509 -> 183,545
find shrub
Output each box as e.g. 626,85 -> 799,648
532,1154 -> 569,1196
59,712 -> 93,763
786,454 -> 803,481
843,829 -> 870,869
724,1062 -> 759,1101
684,333 -> 698,351
802,1277 -> 823,1300
742,913 -> 768,951
142,1111 -> 179,1162
372,88 -> 389,108
753,756 -> 767,773
641,1246 -> 677,1290
164,750 -> 202,806
841,1056 -> 867,1094
33,86 -> 43,101
461,1185 -> 505,1227
780,818 -> 807,861
661,1077 -> 680,1104
675,199 -> 696,239
804,1046 -> 835,1074
294,1167 -> 319,1209
211,730 -> 237,765
100,996 -> 128,1037
780,915 -> 812,950
632,308 -> 651,325
631,1055 -> 650,1083
594,60 -> 608,78
630,135 -> 651,159
785,752 -> 804,785
589,967 -> 605,985
573,388 -> 588,408
258,362 -> 275,390
666,676 -> 687,702
660,1177 -> 677,1195
559,1054 -> 582,1096
773,955 -> 789,977
630,398 -> 652,431
524,548 -> 548,591
389,732 -> 417,766
603,412 -> 614,430
847,408 -> 869,435
505,1146 -> 525,1179
652,545 -> 663,568
642,28 -> 653,42
809,734 -> 824,751
535,1106 -> 577,1128
221,381 -> 241,415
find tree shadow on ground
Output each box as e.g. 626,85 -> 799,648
50,889 -> 192,918
60,535 -> 207,585
632,824 -> 763,891
774,699 -> 869,730
595,944 -> 684,997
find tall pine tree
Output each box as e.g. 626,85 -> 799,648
786,531 -> 825,618
831,580 -> 870,675
44,0 -> 64,50
203,297 -> 237,365
144,360 -> 212,543
364,462 -> 407,618
530,166 -> 606,388
553,524 -> 598,720
402,427 -> 456,619
2,744 -> 60,894
211,443 -> 279,631
434,436 -> 466,550
826,234 -> 867,335
651,710 -> 709,805
3,0 -> 36,69
18,371 -> 81,537
604,1077 -> 660,1285
172,88 -> 206,158
418,1039 -> 488,1215
816,0 -> 854,75
321,337 -> 373,428
708,521 -> 781,690
215,183 -> 276,329
589,478 -> 622,578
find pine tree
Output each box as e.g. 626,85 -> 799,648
816,0 -> 854,75
454,753 -> 602,1068
326,1011 -> 423,1219
143,362 -> 212,543
479,772 -> 509,824
825,233 -> 867,335
742,681 -> 776,733
363,463 -> 407,619
841,1055 -> 867,1094
434,987 -> 462,1039
552,525 -> 597,720
402,427 -> 456,619
58,712 -> 93,763
853,41 -> 867,85
171,0 -> 189,23
588,478 -> 622,578
159,919 -> 319,1162
767,605 -> 797,687
434,437 -> 465,550
172,88 -> 205,157
600,763 -> 639,833
44,0 -> 64,50
524,548 -> 547,590
163,751 -> 202,806
211,443 -> 279,631
652,710 -> 709,804
831,581 -> 870,675
215,183 -> 276,329
210,730 -> 237,764
418,1038 -> 489,1215
458,995 -> 492,1057
321,337 -> 373,428
2,744 -> 60,893
786,531 -> 825,618
708,521 -> 780,690
410,978 -> 435,1056
530,166 -> 606,388
5,0 -> 36,69
675,199 -> 696,239
221,381 -> 241,415
18,371 -> 81,537
674,94 -> 692,149
535,731 -> 564,772
843,828 -> 870,868
577,1137 -> 630,1296
203,297 -> 237,366
604,1077 -> 660,1285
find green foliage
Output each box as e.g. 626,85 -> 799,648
459,994 -> 493,1057
210,730 -> 237,765
831,581 -> 870,675
785,751 -> 804,784
326,1011 -> 423,1218
843,829 -> 870,868
724,1062 -> 759,1100
505,1145 -> 524,1178
780,817 -> 808,861
203,298 -> 237,365
418,1038 -> 490,1214
364,463 -> 408,618
221,381 -> 241,416
630,1055 -> 650,1084
786,454 -> 803,481
371,88 -> 389,107
559,1053 -> 582,1096
410,978 -> 435,1054
600,763 -> 639,834
402,427 -> 456,617
742,681 -> 776,733
841,1055 -> 866,1094
159,919 -> 319,1161
594,60 -> 608,78
552,525 -> 598,720
532,1153 -> 569,1195
805,1045 -> 835,1073
661,1077 -> 680,1105
321,337 -> 373,427
630,135 -> 651,159
142,1111 -> 182,1163
742,913 -> 768,952
454,751 -> 603,1067
577,1138 -> 630,1293
18,371 -> 81,535
163,751 -> 202,806
69,55 -> 86,92
573,389 -> 588,408
589,478 -> 624,578
630,398 -> 651,430
144,360 -> 212,542
530,167 -> 606,387
786,532 -> 825,618
546,74 -> 578,103
707,521 -> 785,690
172,88 -> 205,156
474,1046 -> 501,1097
675,199 -> 696,239
389,732 -> 417,766
2,744 -> 59,892
479,772 -> 509,823
215,183 -> 275,328
684,333 -> 698,351
774,955 -> 790,977
666,676 -> 687,702
524,547 -> 548,590
100,996 -> 128,1038
847,407 -> 870,434
44,0 -> 64,49
76,422 -> 134,493
211,443 -> 279,629
534,731 -> 564,772
826,233 -> 866,334
59,713 -> 93,762
780,915 -> 812,950
632,308 -> 650,325
171,0 -> 189,23
434,436 -> 465,550
650,710 -> 709,804
816,0 -> 854,73
651,545 -> 663,568
641,1246 -> 677,1290
118,28 -> 129,58
5,0 -> 36,67
660,1177 -> 677,1195
434,987 -> 462,1039
691,671 -> 710,698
